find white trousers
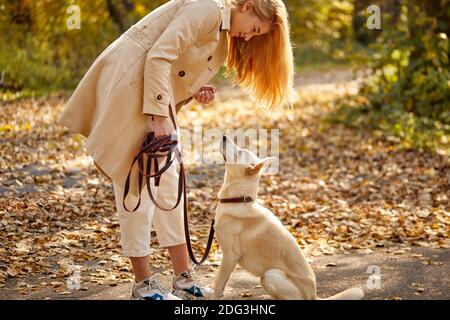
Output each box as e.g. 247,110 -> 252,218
113,129 -> 186,257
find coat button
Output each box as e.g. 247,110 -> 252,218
178,71 -> 185,77
156,94 -> 162,100
207,55 -> 213,61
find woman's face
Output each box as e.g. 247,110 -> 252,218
230,1 -> 272,41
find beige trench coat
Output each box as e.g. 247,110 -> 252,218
58,0 -> 231,197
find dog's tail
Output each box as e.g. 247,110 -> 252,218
320,287 -> 364,300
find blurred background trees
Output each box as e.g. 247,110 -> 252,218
0,0 -> 167,91
0,0 -> 448,152
332,0 -> 449,152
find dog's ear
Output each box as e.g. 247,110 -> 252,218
245,157 -> 277,176
245,162 -> 265,176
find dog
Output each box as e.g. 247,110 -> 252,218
210,135 -> 364,300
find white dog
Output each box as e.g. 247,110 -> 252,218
211,135 -> 364,300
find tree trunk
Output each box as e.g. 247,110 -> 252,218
424,0 -> 450,34
407,0 -> 422,63
107,0 -> 125,33
386,0 -> 402,26
11,0 -> 32,26
423,0 -> 450,61
122,0 -> 134,12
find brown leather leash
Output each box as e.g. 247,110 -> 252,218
122,131 -> 215,265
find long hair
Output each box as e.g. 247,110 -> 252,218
224,0 -> 295,112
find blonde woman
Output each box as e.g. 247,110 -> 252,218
58,0 -> 294,300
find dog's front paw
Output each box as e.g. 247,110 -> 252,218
210,290 -> 224,300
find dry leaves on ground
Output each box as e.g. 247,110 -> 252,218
0,70 -> 448,296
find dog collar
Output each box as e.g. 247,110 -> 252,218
218,196 -> 254,203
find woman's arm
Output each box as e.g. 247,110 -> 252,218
142,0 -> 221,118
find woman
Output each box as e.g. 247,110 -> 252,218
58,0 -> 294,300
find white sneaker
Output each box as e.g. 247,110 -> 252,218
171,269 -> 214,300
131,274 -> 181,300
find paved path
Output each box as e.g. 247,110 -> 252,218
1,247 -> 448,300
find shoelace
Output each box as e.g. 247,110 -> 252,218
188,268 -> 204,288
146,276 -> 170,295
176,268 -> 204,289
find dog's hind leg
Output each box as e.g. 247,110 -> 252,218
260,269 -> 302,300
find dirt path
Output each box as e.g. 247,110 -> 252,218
1,67 -> 448,300
1,247 -> 448,300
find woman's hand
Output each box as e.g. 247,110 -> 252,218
150,115 -> 176,138
193,85 -> 217,104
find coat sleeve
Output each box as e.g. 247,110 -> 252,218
142,0 -> 221,117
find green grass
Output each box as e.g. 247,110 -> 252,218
327,101 -> 450,157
